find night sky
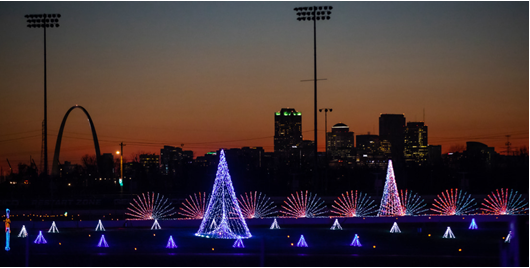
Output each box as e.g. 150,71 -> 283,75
0,2 -> 528,171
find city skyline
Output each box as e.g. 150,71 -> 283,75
0,2 -> 528,171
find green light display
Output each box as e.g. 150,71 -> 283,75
283,112 -> 289,116
275,112 -> 280,116
297,112 -> 301,116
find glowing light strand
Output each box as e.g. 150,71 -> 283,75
400,189 -> 428,215
179,192 -> 208,219
48,221 -> 59,233
95,219 -> 105,231
280,190 -> 327,218
331,190 -> 377,217
481,188 -> 528,215
125,192 -> 176,220
297,235 -> 308,247
431,189 -> 476,215
18,225 -> 28,238
390,222 -> 401,233
378,160 -> 404,216
151,219 -> 161,230
270,218 -> 280,229
34,231 -> 47,244
350,234 -> 362,247
330,219 -> 342,230
166,235 -> 177,248
238,191 -> 277,219
195,149 -> 252,239
443,227 -> 455,239
469,218 -> 478,229
97,234 -> 109,247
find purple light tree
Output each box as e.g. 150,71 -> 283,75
97,234 -> 109,247
350,234 -> 362,247
34,231 -> 47,244
378,160 -> 403,216
166,235 -> 177,248
195,150 -> 251,239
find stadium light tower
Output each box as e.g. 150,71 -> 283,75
293,6 -> 333,188
25,13 -> 61,177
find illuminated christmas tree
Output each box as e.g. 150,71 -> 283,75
505,231 -> 512,243
97,234 -> 109,247
166,235 -> 177,248
330,219 -> 342,230
270,218 -> 280,229
378,160 -> 403,216
469,218 -> 478,230
195,150 -> 252,239
151,219 -> 161,230
34,231 -> 47,244
18,225 -> 28,238
95,220 -> 105,231
233,237 -> 245,248
48,221 -> 59,233
350,234 -> 362,247
443,226 -> 455,238
297,235 -> 308,247
390,222 -> 401,233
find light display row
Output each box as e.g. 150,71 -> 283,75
127,159 -> 527,220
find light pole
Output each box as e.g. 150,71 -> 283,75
293,6 -> 333,188
319,108 -> 333,155
319,108 -> 332,193
117,142 -> 125,187
25,13 -> 61,177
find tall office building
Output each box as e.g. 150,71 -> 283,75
274,108 -> 302,153
404,122 -> 428,165
326,123 -> 354,160
379,114 -> 405,161
140,153 -> 159,174
356,133 -> 391,168
160,146 -> 193,176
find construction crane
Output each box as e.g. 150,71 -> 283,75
6,158 -> 13,175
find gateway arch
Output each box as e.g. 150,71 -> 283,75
51,105 -> 102,176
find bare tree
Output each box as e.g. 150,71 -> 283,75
448,144 -> 466,153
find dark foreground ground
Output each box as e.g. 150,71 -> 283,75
1,219 -> 528,266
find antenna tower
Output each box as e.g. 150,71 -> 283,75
505,135 -> 511,156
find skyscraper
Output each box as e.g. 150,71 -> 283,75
274,108 -> 302,153
404,122 -> 428,165
326,123 -> 354,160
379,114 -> 405,162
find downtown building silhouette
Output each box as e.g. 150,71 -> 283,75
274,108 -> 303,153
404,122 -> 429,165
326,123 -> 355,165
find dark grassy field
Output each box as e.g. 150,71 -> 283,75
2,219 -> 523,267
